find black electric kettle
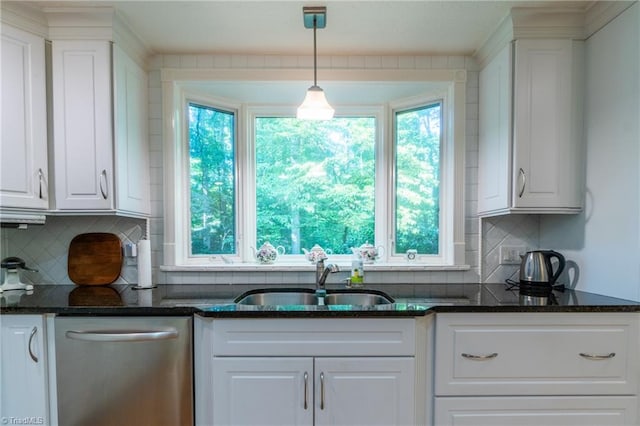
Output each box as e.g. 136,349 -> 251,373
519,250 -> 565,287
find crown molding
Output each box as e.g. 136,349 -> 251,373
474,13 -> 514,70
475,6 -> 587,67
43,6 -> 114,40
584,1 -> 636,38
476,1 -> 639,67
1,2 -> 48,37
113,12 -> 150,70
41,6 -> 150,67
510,7 -> 586,40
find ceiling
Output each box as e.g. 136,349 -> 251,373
33,0 -> 599,56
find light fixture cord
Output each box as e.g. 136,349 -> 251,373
313,15 -> 318,87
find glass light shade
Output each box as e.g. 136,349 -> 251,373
297,85 -> 334,120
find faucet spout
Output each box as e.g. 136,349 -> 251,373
316,259 -> 339,290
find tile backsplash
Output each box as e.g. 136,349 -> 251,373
1,216 -> 146,285
481,215 -> 540,283
1,213 -> 539,286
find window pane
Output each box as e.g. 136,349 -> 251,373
255,117 -> 375,255
395,103 -> 441,255
188,103 -> 236,255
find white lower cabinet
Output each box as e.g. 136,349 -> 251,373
212,356 -> 414,426
0,315 -> 49,425
435,396 -> 638,425
434,313 -> 639,426
196,317 -> 417,426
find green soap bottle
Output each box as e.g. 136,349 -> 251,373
350,257 -> 364,287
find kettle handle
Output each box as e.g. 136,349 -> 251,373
547,251 -> 566,285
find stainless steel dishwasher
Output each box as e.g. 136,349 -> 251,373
54,316 -> 193,426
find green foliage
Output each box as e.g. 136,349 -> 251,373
255,118 -> 375,255
189,104 -> 236,255
395,104 -> 441,254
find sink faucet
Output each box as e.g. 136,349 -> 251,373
316,258 -> 340,291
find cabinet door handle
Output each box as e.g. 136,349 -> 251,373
99,169 -> 109,199
518,168 -> 526,198
319,372 -> 325,410
28,327 -> 39,363
579,352 -> 616,360
461,352 -> 498,360
37,168 -> 45,199
303,372 -> 309,410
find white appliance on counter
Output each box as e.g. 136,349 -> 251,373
54,316 -> 193,425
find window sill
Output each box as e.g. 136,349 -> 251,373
160,263 -> 471,273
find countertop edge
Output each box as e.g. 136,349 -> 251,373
3,304 -> 640,317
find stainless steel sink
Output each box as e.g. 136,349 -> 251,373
234,288 -> 393,307
235,289 -> 319,306
324,291 -> 394,306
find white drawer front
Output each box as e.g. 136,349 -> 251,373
435,396 -> 638,426
211,318 -> 416,356
435,313 -> 639,396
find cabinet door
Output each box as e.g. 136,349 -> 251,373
51,40 -> 113,210
1,24 -> 48,209
478,43 -> 512,215
512,39 -> 580,209
212,357 -> 313,426
0,315 -> 48,423
315,357 -> 415,426
435,396 -> 638,426
113,46 -> 150,216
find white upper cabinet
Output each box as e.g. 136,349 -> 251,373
478,39 -> 584,216
478,43 -> 512,214
51,39 -> 114,211
50,39 -> 150,216
0,24 -> 48,210
113,45 -> 150,216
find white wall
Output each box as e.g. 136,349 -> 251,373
541,3 -> 640,301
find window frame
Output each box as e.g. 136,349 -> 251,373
162,68 -> 467,269
246,105 -> 385,264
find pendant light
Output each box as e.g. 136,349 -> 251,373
297,6 -> 334,120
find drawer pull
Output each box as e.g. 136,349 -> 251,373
461,352 -> 498,360
579,352 -> 616,360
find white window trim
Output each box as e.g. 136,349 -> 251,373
161,68 -> 467,270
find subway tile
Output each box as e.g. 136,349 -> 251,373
196,55 -> 214,68
398,56 -> 416,69
414,56 -> 431,69
163,55 -> 180,68
180,55 -> 197,68
431,56 -> 448,69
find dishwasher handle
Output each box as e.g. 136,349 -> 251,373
66,328 -> 178,342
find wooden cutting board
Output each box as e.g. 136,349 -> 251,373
68,233 -> 123,285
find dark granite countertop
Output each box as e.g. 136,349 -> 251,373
0,283 -> 638,317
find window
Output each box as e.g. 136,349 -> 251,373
394,102 -> 442,255
188,103 -> 236,255
255,117 -> 376,255
164,69 -> 466,268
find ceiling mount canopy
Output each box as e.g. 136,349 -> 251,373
297,6 -> 334,120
